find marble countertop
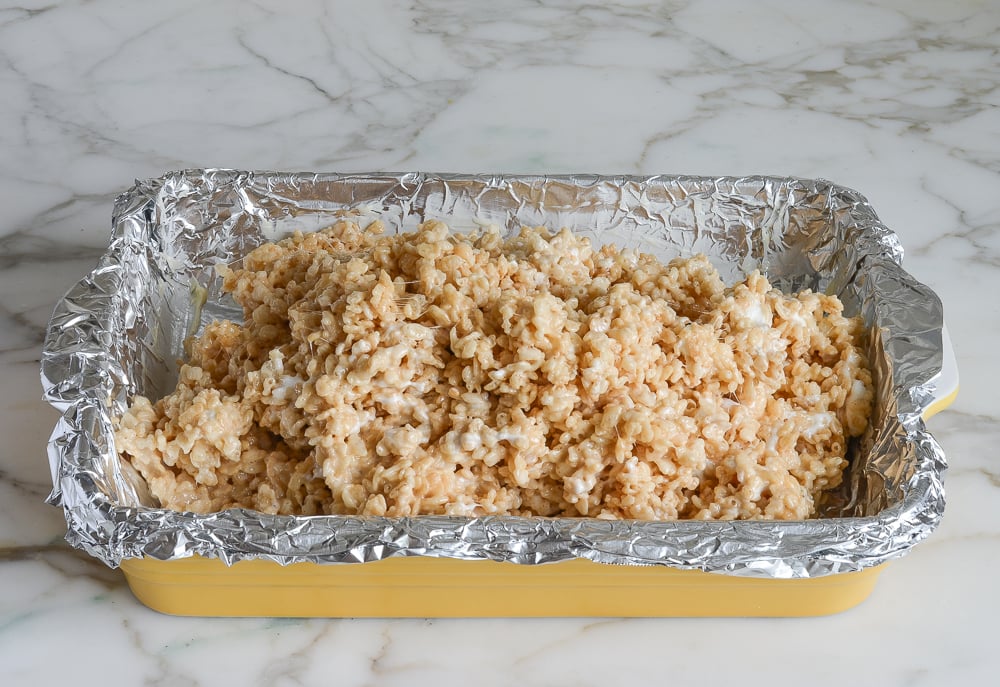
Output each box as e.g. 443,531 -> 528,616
3,0 -> 997,684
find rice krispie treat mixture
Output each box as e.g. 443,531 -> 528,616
116,219 -> 873,520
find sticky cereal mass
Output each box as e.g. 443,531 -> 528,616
115,220 -> 873,520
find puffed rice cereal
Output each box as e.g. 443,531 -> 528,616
115,219 -> 873,520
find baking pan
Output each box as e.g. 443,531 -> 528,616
43,171 -> 957,616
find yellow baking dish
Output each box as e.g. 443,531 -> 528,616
41,173 -> 956,618
122,555 -> 884,618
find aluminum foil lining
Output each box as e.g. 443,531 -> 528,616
41,171 -> 948,578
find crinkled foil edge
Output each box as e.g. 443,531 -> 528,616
41,170 -> 948,578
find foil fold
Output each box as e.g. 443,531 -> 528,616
42,171 -> 948,577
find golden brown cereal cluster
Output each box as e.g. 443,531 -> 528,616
116,220 -> 873,520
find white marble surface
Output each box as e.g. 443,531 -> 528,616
3,0 -> 998,684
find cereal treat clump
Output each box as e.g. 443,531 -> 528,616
116,220 -> 873,520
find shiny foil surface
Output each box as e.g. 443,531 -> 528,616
41,171 -> 948,577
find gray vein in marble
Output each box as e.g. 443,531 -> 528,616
312,79 -> 470,167
367,625 -> 394,683
925,409 -> 1000,458
0,233 -> 107,357
909,180 -> 999,266
0,303 -> 46,357
624,10 -> 1000,175
511,618 -> 627,667
0,544 -> 123,591
0,4 -> 56,29
365,623 -> 443,682
941,466 -> 1000,493
0,47 -> 189,226
120,616 -> 201,687
0,230 -> 103,267
256,620 -> 336,686
231,12 -> 472,166
969,467 -> 1000,488
83,6 -> 195,80
0,179 -> 124,243
0,468 -> 50,501
235,30 -> 339,105
909,222 -> 998,267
